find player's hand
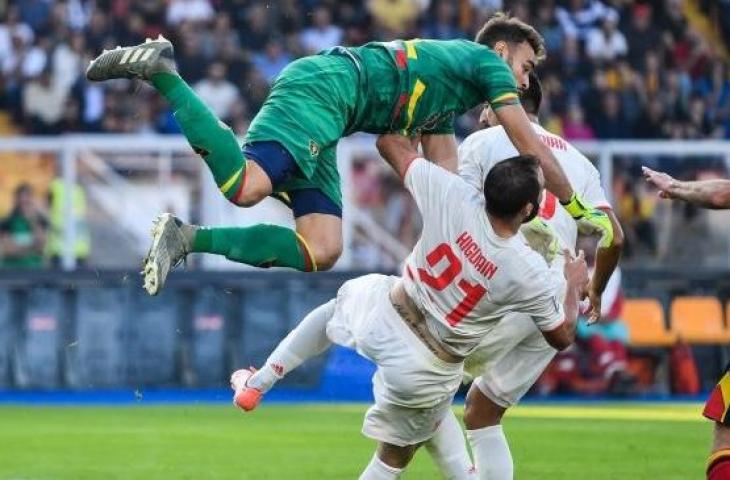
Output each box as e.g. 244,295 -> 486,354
561,193 -> 613,249
563,249 -> 589,292
582,281 -> 602,325
376,134 -> 420,177
519,217 -> 560,264
642,166 -> 676,199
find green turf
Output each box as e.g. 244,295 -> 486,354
0,403 -> 708,479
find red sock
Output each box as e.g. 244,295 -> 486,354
708,450 -> 730,479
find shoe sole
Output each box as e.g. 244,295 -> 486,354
142,213 -> 175,296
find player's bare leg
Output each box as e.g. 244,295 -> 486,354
294,213 -> 343,271
464,385 -> 512,480
425,409 -> 477,479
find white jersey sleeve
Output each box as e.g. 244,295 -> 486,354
404,158 -> 470,223
513,260 -> 566,332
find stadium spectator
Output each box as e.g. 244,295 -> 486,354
533,3 -> 563,61
45,176 -> 90,269
252,39 -> 293,84
0,6 -> 34,60
0,183 -> 48,269
585,16 -> 627,63
624,4 -> 662,71
592,91 -> 630,139
22,68 -> 68,134
166,0 -> 215,27
194,62 -> 240,121
367,0 -> 422,38
562,102 -> 595,141
615,176 -> 657,258
238,3 -> 272,53
51,31 -> 85,92
18,0 -> 52,33
632,96 -> 667,139
300,6 -> 343,55
202,13 -> 241,60
421,0 -> 465,40
556,0 -> 617,41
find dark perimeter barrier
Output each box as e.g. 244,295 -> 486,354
0,268 -> 729,399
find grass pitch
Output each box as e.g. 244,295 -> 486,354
0,402 -> 707,479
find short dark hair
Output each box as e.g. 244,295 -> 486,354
475,12 -> 546,62
483,155 -> 541,220
520,71 -> 542,115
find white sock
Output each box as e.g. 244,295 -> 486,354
359,454 -> 403,480
466,425 -> 513,480
247,299 -> 335,393
425,409 -> 477,479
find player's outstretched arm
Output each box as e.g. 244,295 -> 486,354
421,134 -> 458,173
375,134 -> 420,178
542,250 -> 589,351
584,208 -> 624,324
494,104 -> 573,202
643,166 -> 730,209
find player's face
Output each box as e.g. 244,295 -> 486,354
480,105 -> 499,128
500,41 -> 537,93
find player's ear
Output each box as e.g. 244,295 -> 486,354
520,202 -> 534,222
493,41 -> 509,60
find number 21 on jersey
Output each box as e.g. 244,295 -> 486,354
417,243 -> 487,327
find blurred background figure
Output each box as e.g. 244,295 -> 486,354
0,183 -> 48,268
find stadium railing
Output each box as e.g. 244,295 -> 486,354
1,135 -> 729,270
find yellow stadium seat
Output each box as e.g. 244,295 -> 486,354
670,296 -> 730,344
623,298 -> 677,347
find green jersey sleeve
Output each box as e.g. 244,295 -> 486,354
473,50 -> 520,110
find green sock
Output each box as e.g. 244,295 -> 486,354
192,224 -> 315,272
151,72 -> 245,202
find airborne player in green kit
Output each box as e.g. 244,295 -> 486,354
86,13 -> 612,295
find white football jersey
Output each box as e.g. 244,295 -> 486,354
402,159 -> 565,356
458,122 -> 611,255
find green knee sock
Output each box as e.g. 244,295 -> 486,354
151,72 -> 245,201
192,224 -> 316,272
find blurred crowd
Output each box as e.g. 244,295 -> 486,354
0,0 -> 728,140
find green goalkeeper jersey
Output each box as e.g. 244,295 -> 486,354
244,38 -> 521,207
345,39 -> 520,136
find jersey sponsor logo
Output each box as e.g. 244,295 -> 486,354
308,139 -> 320,157
455,231 -> 498,279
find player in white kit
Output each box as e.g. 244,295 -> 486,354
429,72 -> 623,479
229,131 -> 589,479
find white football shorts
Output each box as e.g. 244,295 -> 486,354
326,273 -> 464,447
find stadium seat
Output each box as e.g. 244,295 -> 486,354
623,298 -> 677,347
670,296 -> 730,344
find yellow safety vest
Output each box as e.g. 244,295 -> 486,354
45,179 -> 90,259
